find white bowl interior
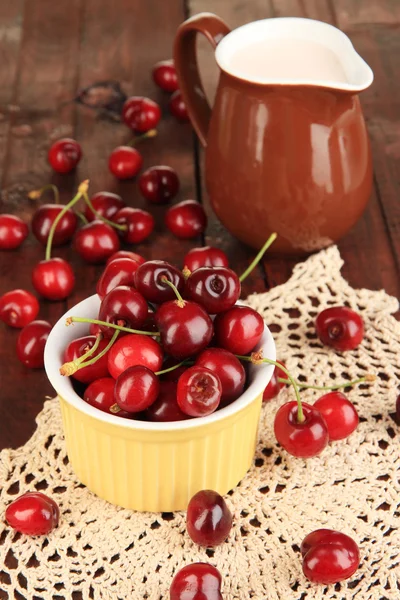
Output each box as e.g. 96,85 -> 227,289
44,294 -> 276,431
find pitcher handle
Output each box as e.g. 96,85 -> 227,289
173,13 -> 231,147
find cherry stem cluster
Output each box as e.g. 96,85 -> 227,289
66,316 -> 160,337
82,192 -> 127,232
277,374 -> 376,391
237,353 -> 304,422
60,333 -> 103,376
239,232 -> 278,283
45,180 -> 89,261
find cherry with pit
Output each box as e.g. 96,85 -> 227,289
316,306 -> 364,351
107,333 -> 163,379
152,59 -> 178,93
301,529 -> 360,584
16,320 -> 52,368
0,289 -> 39,328
185,266 -> 240,314
187,489 -> 232,546
84,377 -> 130,418
48,138 -> 82,174
63,335 -> 110,383
214,305 -> 264,356
170,563 -> 223,600
314,391 -> 359,440
144,381 -> 188,422
32,204 -> 78,246
138,165 -> 180,204
134,260 -> 185,304
113,207 -> 154,244
74,220 -> 120,264
184,246 -> 229,272
122,96 -> 161,132
0,214 -> 29,250
98,285 -> 148,335
177,366 -> 222,416
32,258 -> 75,301
97,257 -> 143,299
5,492 -> 59,536
114,365 -> 160,412
274,401 -> 329,458
108,146 -> 143,179
196,348 -> 245,407
84,191 -> 125,222
169,90 -> 189,121
165,199 -> 207,239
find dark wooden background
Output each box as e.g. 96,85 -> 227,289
0,0 -> 399,451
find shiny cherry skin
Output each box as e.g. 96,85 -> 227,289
195,348 -> 245,407
106,250 -> 146,266
0,214 -> 29,250
74,220 -> 120,264
48,138 -> 81,174
97,258 -> 142,299
152,59 -> 178,93
0,289 -> 39,328
155,300 -> 213,359
161,357 -> 189,383
177,366 -> 222,416
114,365 -> 160,412
89,322 -> 102,336
107,333 -> 163,379
16,320 -> 52,368
63,335 -> 110,383
134,260 -> 185,304
83,377 -> 131,419
315,306 -> 364,351
262,360 -> 287,402
169,90 -> 189,121
214,305 -> 264,355
184,246 -> 229,272
314,392 -> 359,441
113,207 -> 154,244
170,563 -> 222,600
301,529 -> 360,584
138,165 -> 180,204
32,258 -> 75,301
109,146 -> 143,179
187,490 -> 233,546
144,381 -> 189,422
274,401 -> 329,458
122,96 -> 161,132
84,191 -> 125,222
186,267 -> 240,314
5,492 -> 59,535
165,200 -> 207,239
98,286 -> 148,336
31,204 -> 78,246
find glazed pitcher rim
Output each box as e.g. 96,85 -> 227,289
215,16 -> 374,92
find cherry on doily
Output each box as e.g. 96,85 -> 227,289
301,529 -> 360,584
315,306 -> 364,351
187,489 -> 232,546
170,563 -> 223,600
5,492 -> 59,536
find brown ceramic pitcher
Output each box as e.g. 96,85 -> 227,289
174,14 -> 374,254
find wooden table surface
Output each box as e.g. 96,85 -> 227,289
0,0 -> 399,453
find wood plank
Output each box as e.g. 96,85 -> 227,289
0,0 -> 82,450
271,0 -> 335,21
333,0 -> 400,30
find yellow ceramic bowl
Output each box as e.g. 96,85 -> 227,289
45,295 -> 276,512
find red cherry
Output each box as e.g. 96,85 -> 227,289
301,529 -> 360,584
89,322 -> 102,336
31,204 -> 78,246
96,258 -> 142,299
184,246 -> 229,272
315,306 -> 364,351
98,286 -> 148,336
74,220 -> 120,264
161,357 -> 189,383
0,214 -> 28,250
63,335 -> 110,383
144,381 -> 189,422
113,207 -> 154,244
5,492 -> 59,535
122,96 -> 161,132
107,334 -> 163,379
138,165 -> 180,204
165,200 -> 207,239
177,366 -> 221,417
274,401 -> 329,458
48,138 -> 82,174
106,250 -> 146,266
214,305 -> 264,355
16,320 -> 52,368
195,348 -> 245,407
134,260 -> 185,304
114,365 -> 160,412
187,490 -> 232,546
84,377 -> 131,418
313,392 -> 359,440
186,267 -> 240,314
155,300 -> 213,359
109,146 -> 143,180
262,360 -> 287,402
152,59 -> 178,93
0,289 -> 39,328
170,563 -> 222,600
32,258 -> 75,301
84,191 -> 125,222
169,90 -> 189,121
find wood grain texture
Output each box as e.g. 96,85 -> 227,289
334,0 -> 400,29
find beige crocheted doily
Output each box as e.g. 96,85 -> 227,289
1,246 -> 399,600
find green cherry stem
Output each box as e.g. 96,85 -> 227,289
77,330 -> 119,369
237,351 -> 304,423
75,211 -> 89,225
65,316 -> 160,337
28,183 -> 60,205
239,232 -> 278,283
161,277 -> 185,307
155,360 -> 189,376
45,180 -> 89,261
126,128 -> 157,147
59,333 -> 103,376
277,374 -> 376,391
82,192 -> 127,232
